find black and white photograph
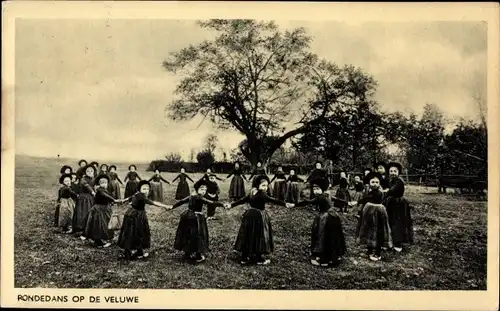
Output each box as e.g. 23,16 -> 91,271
2,2 -> 499,310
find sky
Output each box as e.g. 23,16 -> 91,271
14,19 -> 487,162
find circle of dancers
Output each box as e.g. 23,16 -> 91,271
54,159 -> 413,266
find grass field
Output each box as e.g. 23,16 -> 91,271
14,155 -> 487,290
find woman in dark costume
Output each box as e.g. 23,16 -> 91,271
374,161 -> 390,190
384,162 -> 413,253
76,159 -> 88,178
118,180 -> 169,260
352,172 -> 393,262
334,173 -> 351,214
54,166 -> 73,227
172,168 -> 195,200
108,165 -> 123,199
248,161 -> 272,195
99,164 -> 109,176
60,165 -> 73,176
285,168 -> 304,204
227,161 -> 247,200
55,174 -> 78,233
124,165 -> 142,198
229,175 -> 290,265
71,164 -> 96,239
270,166 -> 287,201
147,169 -> 170,202
306,161 -> 328,199
169,179 -> 225,263
351,174 -> 365,218
85,174 -> 118,248
295,178 -> 347,267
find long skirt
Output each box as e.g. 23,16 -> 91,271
356,203 -> 393,248
57,198 -> 75,228
124,180 -> 139,198
273,180 -> 287,201
175,180 -> 191,200
334,188 -> 350,209
285,181 -> 300,203
148,181 -> 163,202
234,207 -> 273,255
72,193 -> 94,232
85,204 -> 114,241
311,209 -> 346,260
174,210 -> 209,254
229,175 -> 246,200
117,208 -> 151,250
385,196 -> 414,246
109,180 -> 121,199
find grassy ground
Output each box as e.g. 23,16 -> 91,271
14,155 -> 487,289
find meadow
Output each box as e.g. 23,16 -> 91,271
14,155 -> 487,289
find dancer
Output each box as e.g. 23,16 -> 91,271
226,161 -> 247,200
384,162 -> 413,253
306,161 -> 328,199
334,173 -> 351,214
108,165 -> 123,199
204,174 -> 221,220
84,174 -> 118,248
285,168 -> 304,204
124,165 -> 142,198
351,172 -> 393,261
118,180 -> 170,260
147,169 -> 170,202
71,164 -> 96,239
270,166 -> 287,201
169,178 -> 225,263
248,161 -> 271,195
172,168 -> 195,200
374,161 -> 390,190
228,175 -> 291,265
60,165 -> 73,175
76,159 -> 88,178
55,173 -> 78,233
294,178 -> 347,267
99,164 -> 109,176
351,174 -> 365,218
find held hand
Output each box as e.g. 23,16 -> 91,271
285,203 -> 295,208
348,201 -> 357,207
223,202 -> 231,209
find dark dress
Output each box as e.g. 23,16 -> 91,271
108,172 -> 123,199
285,175 -> 304,203
355,189 -> 392,249
85,187 -> 115,241
231,191 -> 286,256
118,192 -> 153,250
172,173 -> 194,200
227,168 -> 247,200
271,172 -> 287,201
72,176 -> 95,232
55,186 -> 78,228
172,194 -> 223,254
148,175 -> 169,202
384,177 -> 413,247
334,178 -> 351,212
124,171 -> 141,198
296,194 -> 347,264
307,169 -> 328,198
248,168 -> 272,195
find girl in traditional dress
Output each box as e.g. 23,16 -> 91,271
124,165 -> 142,198
351,174 -> 365,218
307,161 -> 328,199
55,174 -> 78,233
169,179 -> 225,263
99,164 -> 109,176
76,160 -> 88,178
248,161 -> 271,195
70,173 -> 82,195
118,180 -> 170,260
294,178 -> 348,267
60,165 -> 73,175
71,164 -> 96,239
270,166 -> 287,201
285,169 -> 304,204
147,169 -> 170,202
108,165 -> 123,199
228,175 -> 291,265
374,161 -> 390,190
384,162 -> 413,253
84,174 -> 119,248
203,174 -> 221,220
334,173 -> 351,214
90,162 -> 100,174
352,172 -> 393,261
172,168 -> 195,200
227,161 -> 247,200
